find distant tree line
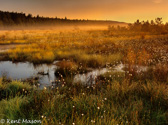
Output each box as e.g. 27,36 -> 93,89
0,11 -> 79,26
108,18 -> 168,34
0,10 -> 121,27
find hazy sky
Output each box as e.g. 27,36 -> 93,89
0,0 -> 168,23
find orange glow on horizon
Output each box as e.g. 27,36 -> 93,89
0,0 -> 168,23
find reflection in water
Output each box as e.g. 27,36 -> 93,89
113,63 -> 148,73
73,68 -> 109,85
0,61 -> 149,87
73,63 -> 148,85
113,63 -> 125,72
0,61 -> 57,88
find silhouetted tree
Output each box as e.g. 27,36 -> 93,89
155,18 -> 162,25
27,14 -> 32,18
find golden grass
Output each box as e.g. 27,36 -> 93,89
0,28 -> 168,124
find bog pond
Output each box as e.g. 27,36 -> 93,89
0,61 -> 148,89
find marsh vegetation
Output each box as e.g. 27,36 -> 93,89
0,18 -> 168,125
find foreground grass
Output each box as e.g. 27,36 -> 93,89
0,77 -> 167,125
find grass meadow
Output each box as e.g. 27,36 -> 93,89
0,26 -> 168,125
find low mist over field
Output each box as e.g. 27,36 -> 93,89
0,11 -> 127,30
0,0 -> 168,125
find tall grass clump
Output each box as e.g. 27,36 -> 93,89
0,96 -> 30,120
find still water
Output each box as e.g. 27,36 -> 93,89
0,61 -> 148,88
0,61 -> 57,88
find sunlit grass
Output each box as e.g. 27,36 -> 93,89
0,78 -> 167,124
0,28 -> 168,124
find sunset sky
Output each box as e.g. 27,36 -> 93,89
0,0 -> 168,23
